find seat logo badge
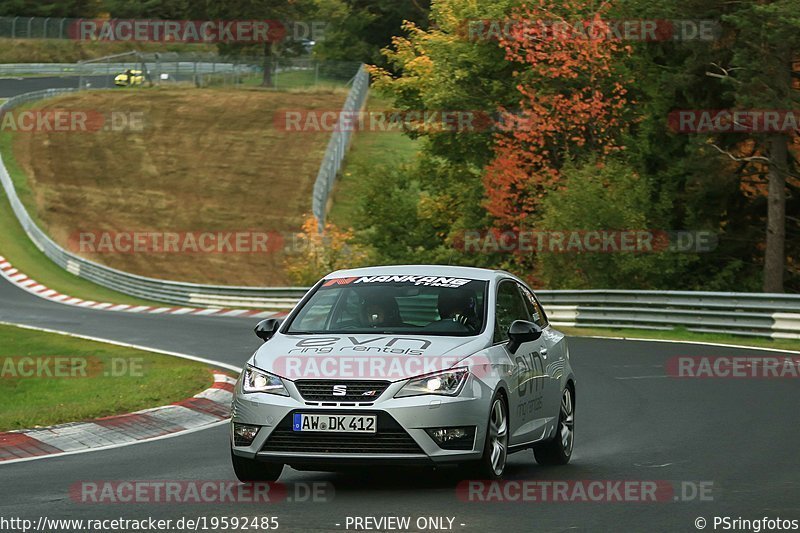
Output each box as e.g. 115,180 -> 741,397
332,385 -> 348,396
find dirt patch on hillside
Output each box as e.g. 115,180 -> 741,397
11,88 -> 345,286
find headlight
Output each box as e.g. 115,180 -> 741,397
242,366 -> 289,396
395,368 -> 469,398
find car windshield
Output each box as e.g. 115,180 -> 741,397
286,276 -> 488,336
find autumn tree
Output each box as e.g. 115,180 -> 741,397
619,0 -> 800,292
483,0 -> 630,233
370,0 -> 520,243
313,0 -> 430,67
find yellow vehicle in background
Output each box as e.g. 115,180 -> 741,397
114,69 -> 145,87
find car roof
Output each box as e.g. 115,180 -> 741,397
326,264 -> 512,282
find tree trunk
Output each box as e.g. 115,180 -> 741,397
763,134 -> 787,293
262,41 -> 274,87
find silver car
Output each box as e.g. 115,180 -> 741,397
230,266 -> 575,480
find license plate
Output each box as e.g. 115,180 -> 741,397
292,413 -> 377,434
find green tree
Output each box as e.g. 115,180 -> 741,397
369,0 -> 520,244
0,0 -> 102,16
618,0 -> 799,292
102,0 -> 190,18
535,159 -> 696,289
313,0 -> 430,67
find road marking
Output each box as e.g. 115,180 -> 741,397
614,375 -> 669,380
576,334 -> 800,355
0,321 -> 242,372
0,255 -> 288,320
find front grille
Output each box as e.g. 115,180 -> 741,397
295,380 -> 391,402
261,412 -> 424,455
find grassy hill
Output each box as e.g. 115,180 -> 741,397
5,86 -> 346,286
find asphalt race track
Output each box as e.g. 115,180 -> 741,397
1,272 -> 799,533
0,76 -> 114,98
0,75 -> 195,98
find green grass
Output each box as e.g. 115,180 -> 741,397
561,325 -> 800,352
328,95 -> 420,227
0,120 -> 166,307
201,69 -> 348,91
273,69 -> 348,91
0,323 -> 218,430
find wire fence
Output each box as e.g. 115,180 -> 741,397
0,53 -> 361,93
312,63 -> 370,228
0,16 -> 74,39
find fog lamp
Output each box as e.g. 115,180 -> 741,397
233,423 -> 260,446
425,426 -> 476,450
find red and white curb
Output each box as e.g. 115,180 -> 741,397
0,255 -> 285,319
0,373 -> 237,464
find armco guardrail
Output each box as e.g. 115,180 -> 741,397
1,87 -> 798,336
538,290 -> 800,340
312,63 -> 369,228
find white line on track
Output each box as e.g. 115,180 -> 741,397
575,334 -> 800,355
0,321 -> 242,373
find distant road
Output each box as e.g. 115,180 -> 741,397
0,75 -> 112,97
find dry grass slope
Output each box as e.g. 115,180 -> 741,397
11,87 -> 345,286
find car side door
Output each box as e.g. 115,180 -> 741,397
518,284 -> 565,421
493,279 -> 549,446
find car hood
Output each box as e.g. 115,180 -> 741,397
251,333 -> 488,382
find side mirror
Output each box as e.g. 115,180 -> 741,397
507,320 -> 543,354
254,318 -> 283,342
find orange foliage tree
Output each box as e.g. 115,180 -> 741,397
483,0 -> 631,230
284,216 -> 372,285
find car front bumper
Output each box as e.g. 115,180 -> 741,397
230,375 -> 494,467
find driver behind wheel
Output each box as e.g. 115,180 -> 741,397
437,289 -> 478,330
361,293 -> 403,328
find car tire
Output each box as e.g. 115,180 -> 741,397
469,391 -> 509,479
534,386 -> 574,466
231,450 -> 284,482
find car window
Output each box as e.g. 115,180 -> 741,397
286,277 -> 488,336
519,285 -> 548,328
494,280 -> 530,343
291,290 -> 338,332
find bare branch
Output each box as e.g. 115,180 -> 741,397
710,143 -> 770,163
